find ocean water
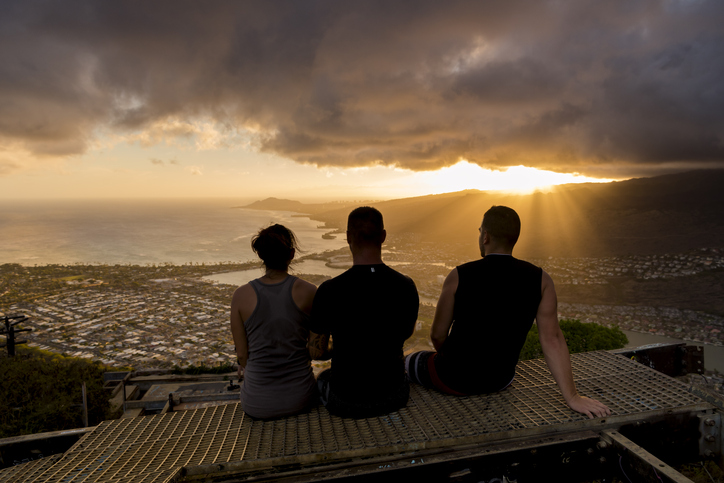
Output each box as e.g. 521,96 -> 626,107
0,199 -> 347,266
204,259 -> 347,286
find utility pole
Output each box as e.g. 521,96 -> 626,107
0,315 -> 32,356
82,382 -> 89,428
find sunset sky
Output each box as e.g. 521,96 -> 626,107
1,1 -> 722,201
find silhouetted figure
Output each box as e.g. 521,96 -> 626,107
230,224 -> 317,419
309,207 -> 419,418
406,206 -> 610,419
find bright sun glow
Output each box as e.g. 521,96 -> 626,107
415,161 -> 615,194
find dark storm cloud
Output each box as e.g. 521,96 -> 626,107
1,0 -> 723,176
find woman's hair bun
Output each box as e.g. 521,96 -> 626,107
251,224 -> 299,271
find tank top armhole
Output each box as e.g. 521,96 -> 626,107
287,276 -> 311,318
246,280 -> 262,325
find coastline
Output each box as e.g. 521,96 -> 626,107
0,200 -> 348,267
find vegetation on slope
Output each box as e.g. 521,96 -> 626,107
0,346 -> 119,438
520,318 -> 628,361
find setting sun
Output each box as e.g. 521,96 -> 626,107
414,162 -> 616,195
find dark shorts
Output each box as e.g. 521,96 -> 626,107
406,350 -> 515,395
317,369 -> 409,419
405,351 -> 469,396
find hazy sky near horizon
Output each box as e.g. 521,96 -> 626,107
1,0 -> 723,200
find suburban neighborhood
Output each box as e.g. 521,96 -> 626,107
2,246 -> 724,370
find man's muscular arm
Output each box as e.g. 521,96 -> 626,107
430,268 -> 458,351
537,270 -> 611,419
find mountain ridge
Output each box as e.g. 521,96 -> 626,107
242,170 -> 724,258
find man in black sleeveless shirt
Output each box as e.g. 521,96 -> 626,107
309,207 -> 419,418
406,206 -> 610,419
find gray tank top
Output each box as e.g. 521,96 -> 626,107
240,276 -> 317,419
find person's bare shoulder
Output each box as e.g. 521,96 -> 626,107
233,283 -> 255,302
231,283 -> 257,323
294,277 -> 318,292
542,268 -> 554,283
293,277 -> 317,301
540,269 -> 556,293
443,267 -> 459,290
293,277 -> 317,314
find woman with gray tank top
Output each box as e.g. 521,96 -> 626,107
230,224 -> 318,419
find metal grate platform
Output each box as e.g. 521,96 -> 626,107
0,454 -> 63,482
1,351 -> 711,483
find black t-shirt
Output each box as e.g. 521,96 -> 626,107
436,255 -> 542,394
310,263 -> 419,401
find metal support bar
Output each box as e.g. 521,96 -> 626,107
81,382 -> 89,428
684,345 -> 705,375
613,343 -> 704,376
160,393 -> 175,414
123,399 -> 168,411
698,413 -> 722,468
105,372 -> 132,398
601,429 -> 695,483
177,393 -> 239,403
181,431 -> 605,482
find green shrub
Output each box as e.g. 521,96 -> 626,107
519,318 -> 628,361
0,347 -> 118,438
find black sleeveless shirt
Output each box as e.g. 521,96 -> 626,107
436,255 -> 542,394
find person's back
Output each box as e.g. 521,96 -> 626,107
435,255 -> 541,394
309,207 -> 419,418
314,263 -> 418,402
240,276 -> 316,419
406,205 -> 610,419
230,224 -> 318,420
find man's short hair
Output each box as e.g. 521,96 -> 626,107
347,206 -> 384,245
482,206 -> 521,248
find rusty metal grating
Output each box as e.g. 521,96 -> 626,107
0,454 -> 63,483
1,351 -> 709,483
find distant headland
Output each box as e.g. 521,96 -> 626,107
240,170 -> 724,260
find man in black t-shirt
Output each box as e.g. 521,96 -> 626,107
405,205 -> 610,419
308,207 -> 419,418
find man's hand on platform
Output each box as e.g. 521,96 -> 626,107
566,394 -> 611,419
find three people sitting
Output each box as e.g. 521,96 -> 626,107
231,205 -> 610,421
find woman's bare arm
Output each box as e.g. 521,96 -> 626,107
230,284 -> 255,375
